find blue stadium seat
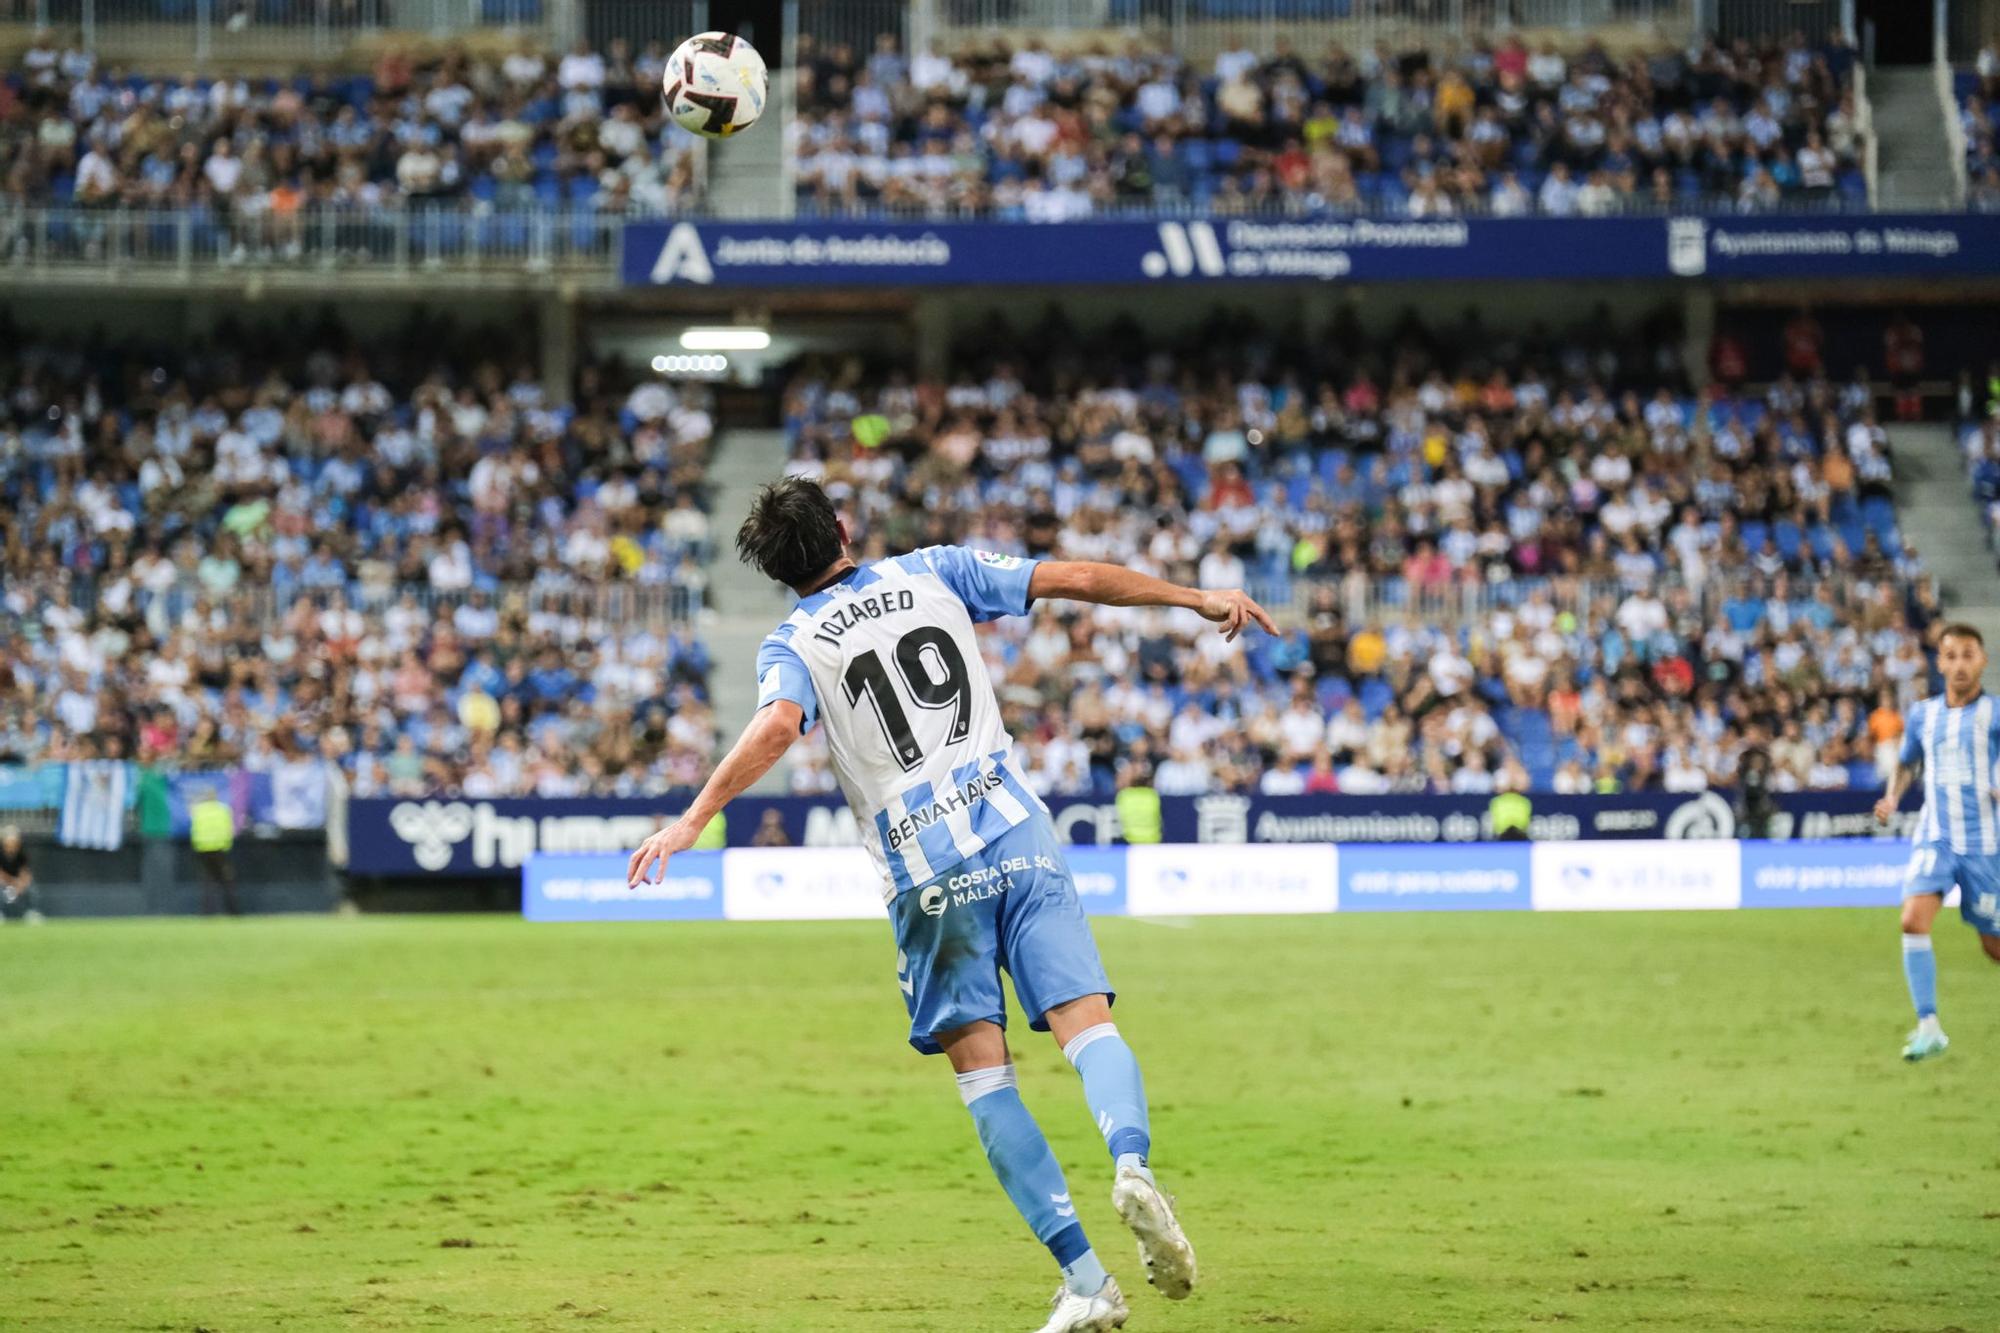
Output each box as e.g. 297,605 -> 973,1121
1316,676 -> 1352,711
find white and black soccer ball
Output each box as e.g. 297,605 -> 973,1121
663,32 -> 768,139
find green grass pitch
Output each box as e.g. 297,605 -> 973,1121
3,910 -> 1998,1331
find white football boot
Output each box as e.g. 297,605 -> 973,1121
1111,1165 -> 1197,1300
1032,1276 -> 1128,1333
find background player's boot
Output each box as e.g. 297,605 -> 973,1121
1902,1015 -> 1950,1062
1112,1163 -> 1197,1300
1032,1276 -> 1127,1333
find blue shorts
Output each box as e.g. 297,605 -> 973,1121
1903,844 -> 2000,937
888,816 -> 1113,1055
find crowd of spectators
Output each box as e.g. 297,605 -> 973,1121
4,30 -> 702,254
1958,368 -> 2000,569
0,312 -> 720,797
775,304 -> 1934,798
793,29 -> 1866,219
1958,50 -> 2000,211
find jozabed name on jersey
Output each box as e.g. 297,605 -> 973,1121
811,588 -> 918,648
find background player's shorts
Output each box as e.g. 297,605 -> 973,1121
1902,843 -> 2000,936
887,814 -> 1113,1054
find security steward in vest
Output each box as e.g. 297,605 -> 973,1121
190,787 -> 240,915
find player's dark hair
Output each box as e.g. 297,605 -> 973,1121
736,476 -> 846,589
1939,622 -> 1985,649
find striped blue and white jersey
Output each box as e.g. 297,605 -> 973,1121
1900,692 -> 2000,854
754,546 -> 1049,902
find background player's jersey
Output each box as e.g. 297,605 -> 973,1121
1900,692 -> 2000,853
754,546 -> 1048,902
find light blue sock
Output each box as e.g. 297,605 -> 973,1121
957,1065 -> 1105,1296
1064,1023 -> 1153,1179
1903,933 -> 1939,1020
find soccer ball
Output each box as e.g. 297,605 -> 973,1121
664,32 -> 768,139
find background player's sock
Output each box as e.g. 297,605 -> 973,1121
1063,1022 -> 1152,1178
957,1065 -> 1104,1295
1060,1249 -> 1110,1298
1903,933 -> 1939,1020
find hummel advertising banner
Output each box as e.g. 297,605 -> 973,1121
351,790 -> 1917,876
619,214 -> 2000,289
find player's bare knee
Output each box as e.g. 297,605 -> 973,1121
937,1019 -> 1010,1074
1901,898 -> 1938,935
1043,993 -> 1114,1048
1981,934 -> 2000,964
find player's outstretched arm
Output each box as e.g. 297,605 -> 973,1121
1875,759 -> 1918,823
627,700 -> 805,885
1028,560 -> 1278,642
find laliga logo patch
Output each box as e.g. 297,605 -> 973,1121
389,800 -> 475,871
919,885 -> 947,917
973,549 -> 1021,569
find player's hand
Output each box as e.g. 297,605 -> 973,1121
627,817 -> 701,887
1873,795 -> 1896,823
1197,588 -> 1278,642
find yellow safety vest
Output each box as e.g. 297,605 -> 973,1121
1489,791 -> 1532,837
190,800 -> 234,852
691,812 -> 727,850
1115,786 -> 1163,845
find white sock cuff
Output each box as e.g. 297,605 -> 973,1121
1903,934 -> 1934,952
1062,1022 -> 1120,1067
955,1063 -> 1018,1107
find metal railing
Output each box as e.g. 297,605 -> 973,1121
584,0 -> 703,60
1292,568 -> 1929,629
0,204 -> 634,281
1708,0 -> 1851,44
12,576 -> 709,629
903,0 -> 1698,58
13,0 -> 1920,67
0,189 -> 1924,290
6,0 -> 580,62
1947,0 -> 1998,62
790,0 -> 909,66
1941,0 -> 1972,206
793,192 -> 1882,223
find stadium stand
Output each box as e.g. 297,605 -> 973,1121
790,30 -> 1869,217
2,32 -> 704,234
1958,47 -> 2000,209
775,306 -> 1935,799
0,313 -> 718,796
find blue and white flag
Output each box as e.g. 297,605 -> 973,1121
60,761 -> 129,851
270,759 -> 328,830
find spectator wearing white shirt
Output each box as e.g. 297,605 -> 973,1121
1537,162 -> 1578,215
558,41 -> 606,93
